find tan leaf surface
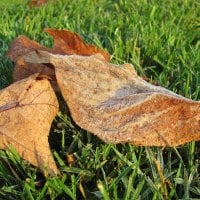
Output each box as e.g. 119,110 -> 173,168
0,73 -> 59,175
24,50 -> 200,147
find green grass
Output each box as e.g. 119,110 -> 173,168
0,0 -> 24,8
0,0 -> 200,199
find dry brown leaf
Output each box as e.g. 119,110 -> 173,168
7,29 -> 110,90
44,28 -> 110,61
7,35 -> 49,62
14,58 -> 58,90
0,73 -> 59,175
24,50 -> 200,147
29,0 -> 47,8
6,35 -> 57,87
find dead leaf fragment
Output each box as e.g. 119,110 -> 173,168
0,74 -> 59,175
24,50 -> 200,147
66,153 -> 75,166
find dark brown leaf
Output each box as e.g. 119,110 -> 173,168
44,28 -> 110,61
29,0 -> 47,8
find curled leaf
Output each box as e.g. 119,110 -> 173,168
0,74 -> 59,175
44,28 -> 110,61
24,50 -> 200,147
7,35 -> 49,62
6,35 -> 58,89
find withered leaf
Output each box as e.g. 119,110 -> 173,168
44,28 -> 110,61
0,73 -> 59,175
7,35 -> 49,62
29,0 -> 47,8
6,35 -> 58,89
7,29 -> 110,89
24,50 -> 200,147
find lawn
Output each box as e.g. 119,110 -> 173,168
0,0 -> 200,199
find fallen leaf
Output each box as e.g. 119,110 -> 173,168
29,0 -> 47,8
44,28 -> 110,61
7,30 -> 110,89
7,35 -> 49,62
14,58 -> 58,90
24,50 -> 200,147
0,73 -> 59,175
6,36 -> 58,88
